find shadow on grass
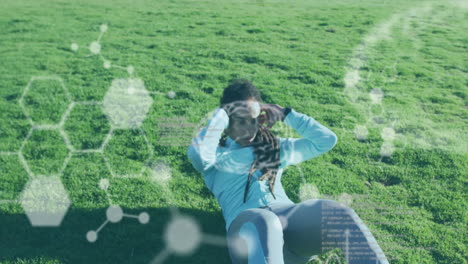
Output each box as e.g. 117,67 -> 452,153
0,206 -> 231,264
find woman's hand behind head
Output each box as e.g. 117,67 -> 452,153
260,104 -> 285,129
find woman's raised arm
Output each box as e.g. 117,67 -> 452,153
187,107 -> 230,173
279,108 -> 338,169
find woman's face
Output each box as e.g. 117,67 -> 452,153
225,98 -> 261,146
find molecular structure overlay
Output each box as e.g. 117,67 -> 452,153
85,178 -> 151,243
0,24 -> 178,242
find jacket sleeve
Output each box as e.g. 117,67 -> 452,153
279,108 -> 338,169
187,107 -> 230,173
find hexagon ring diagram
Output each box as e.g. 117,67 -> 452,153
19,76 -> 72,126
103,78 -> 153,129
19,176 -> 71,226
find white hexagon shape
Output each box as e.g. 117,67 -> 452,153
19,76 -> 72,125
20,176 -> 71,226
103,78 -> 153,129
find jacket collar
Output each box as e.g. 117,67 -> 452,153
226,136 -> 241,148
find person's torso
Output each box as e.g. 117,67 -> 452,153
202,136 -> 294,232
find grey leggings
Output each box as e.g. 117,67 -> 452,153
226,199 -> 390,264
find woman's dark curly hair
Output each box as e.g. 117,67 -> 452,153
218,78 -> 281,203
220,78 -> 263,106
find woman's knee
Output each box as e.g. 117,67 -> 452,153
227,209 -> 285,263
238,208 -> 284,232
228,209 -> 284,246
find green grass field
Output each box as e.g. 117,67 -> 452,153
0,0 -> 466,263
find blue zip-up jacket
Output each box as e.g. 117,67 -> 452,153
187,107 -> 338,232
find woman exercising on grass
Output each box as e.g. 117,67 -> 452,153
187,79 -> 390,264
